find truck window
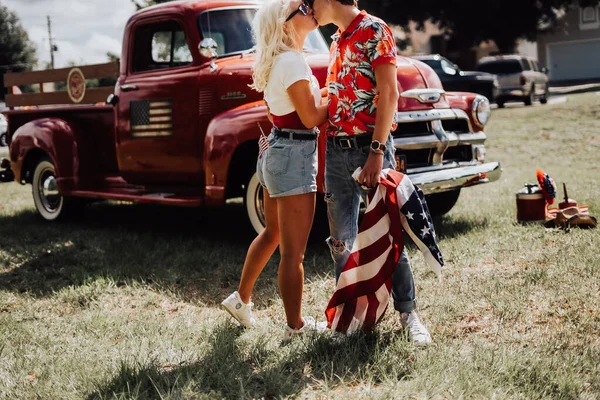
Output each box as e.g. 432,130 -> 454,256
197,8 -> 328,57
476,60 -> 523,75
440,59 -> 458,75
520,58 -> 532,71
132,20 -> 193,73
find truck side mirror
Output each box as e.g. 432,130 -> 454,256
199,38 -> 219,59
541,67 -> 549,75
106,94 -> 119,106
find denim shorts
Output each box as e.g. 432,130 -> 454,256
256,128 -> 318,198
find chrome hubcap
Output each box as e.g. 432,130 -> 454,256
39,169 -> 61,212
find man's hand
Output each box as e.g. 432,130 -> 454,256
358,152 -> 384,188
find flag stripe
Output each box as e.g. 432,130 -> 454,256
327,245 -> 397,315
150,101 -> 171,108
359,195 -> 389,231
150,116 -> 172,123
132,124 -> 173,130
132,130 -> 172,137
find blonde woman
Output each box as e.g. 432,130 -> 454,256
222,0 -> 328,341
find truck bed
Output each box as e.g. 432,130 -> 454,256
6,105 -> 119,177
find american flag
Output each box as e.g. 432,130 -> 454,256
130,99 -> 173,137
325,168 -> 444,334
257,123 -> 269,158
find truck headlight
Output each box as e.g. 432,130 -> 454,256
472,96 -> 491,127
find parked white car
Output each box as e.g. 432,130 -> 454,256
0,113 -> 7,147
475,55 -> 549,108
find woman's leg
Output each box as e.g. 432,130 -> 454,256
276,192 -> 316,329
237,188 -> 280,303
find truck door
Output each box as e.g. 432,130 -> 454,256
116,16 -> 201,184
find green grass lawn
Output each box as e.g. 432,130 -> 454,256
1,93 -> 599,399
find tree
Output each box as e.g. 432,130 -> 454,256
359,0 -> 600,53
0,5 -> 38,100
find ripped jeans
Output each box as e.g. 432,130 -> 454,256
324,135 -> 415,313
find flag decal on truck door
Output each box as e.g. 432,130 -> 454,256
130,99 -> 173,137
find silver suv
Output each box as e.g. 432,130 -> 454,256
475,55 -> 549,108
0,113 -> 7,147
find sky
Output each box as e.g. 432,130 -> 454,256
3,0 -> 138,68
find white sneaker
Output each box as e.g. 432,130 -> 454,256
400,311 -> 432,347
281,316 -> 328,343
221,291 -> 256,328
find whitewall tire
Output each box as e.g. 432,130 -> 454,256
244,172 -> 266,234
32,158 -> 83,221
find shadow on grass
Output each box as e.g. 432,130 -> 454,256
432,215 -> 490,240
88,323 -> 414,399
0,201 -> 484,303
0,202 -> 330,304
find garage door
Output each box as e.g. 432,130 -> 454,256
548,40 -> 600,81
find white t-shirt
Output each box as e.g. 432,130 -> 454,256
264,51 -> 321,116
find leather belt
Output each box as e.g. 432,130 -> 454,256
327,133 -> 373,149
273,129 -> 317,141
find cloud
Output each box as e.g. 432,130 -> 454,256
3,0 -> 137,67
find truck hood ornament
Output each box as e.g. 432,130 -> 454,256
401,89 -> 446,104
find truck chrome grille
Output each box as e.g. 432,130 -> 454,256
441,119 -> 470,134
392,121 -> 430,137
392,108 -> 478,169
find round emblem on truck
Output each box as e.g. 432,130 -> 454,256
67,68 -> 86,104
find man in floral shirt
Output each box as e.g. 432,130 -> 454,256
311,0 -> 432,346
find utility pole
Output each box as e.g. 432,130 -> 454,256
47,16 -> 57,69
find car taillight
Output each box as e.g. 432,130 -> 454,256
520,75 -> 526,86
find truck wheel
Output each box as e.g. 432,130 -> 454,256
244,172 -> 329,238
524,85 -> 534,106
244,172 -> 266,234
32,157 -> 83,221
0,133 -> 7,147
540,86 -> 549,104
425,189 -> 461,217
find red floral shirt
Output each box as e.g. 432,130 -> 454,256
326,11 -> 398,137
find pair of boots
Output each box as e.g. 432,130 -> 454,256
544,206 -> 597,230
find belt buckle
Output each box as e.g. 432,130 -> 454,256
339,138 -> 352,149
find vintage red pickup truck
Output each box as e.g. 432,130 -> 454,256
0,0 -> 501,234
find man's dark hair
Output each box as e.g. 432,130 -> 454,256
305,0 -> 358,8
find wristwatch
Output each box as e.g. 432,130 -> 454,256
370,140 -> 386,154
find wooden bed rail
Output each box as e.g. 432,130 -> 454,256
3,61 -> 119,109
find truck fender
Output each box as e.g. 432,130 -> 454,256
203,102 -> 271,205
10,118 -> 79,185
445,92 -> 482,130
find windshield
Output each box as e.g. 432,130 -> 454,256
476,60 -> 522,75
197,8 -> 329,57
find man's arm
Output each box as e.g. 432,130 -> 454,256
358,63 -> 399,188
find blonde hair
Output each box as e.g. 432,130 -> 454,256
250,0 -> 298,93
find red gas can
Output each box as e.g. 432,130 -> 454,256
516,184 -> 547,223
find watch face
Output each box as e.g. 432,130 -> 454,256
371,141 -> 380,150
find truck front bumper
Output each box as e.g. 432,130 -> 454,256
409,161 -> 501,195
0,158 -> 14,183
